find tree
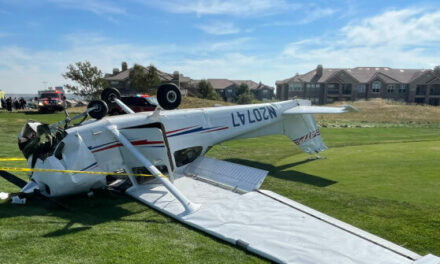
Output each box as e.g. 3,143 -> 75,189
235,83 -> 254,104
197,80 -> 221,100
145,65 -> 161,94
63,61 -> 109,100
236,92 -> 254,104
197,80 -> 212,98
236,83 -> 249,97
129,64 -> 161,94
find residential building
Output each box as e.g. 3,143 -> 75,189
276,65 -> 440,106
205,79 -> 274,101
104,62 -> 192,95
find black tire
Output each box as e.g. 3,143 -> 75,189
87,100 -> 108,120
101,88 -> 121,104
157,83 -> 181,110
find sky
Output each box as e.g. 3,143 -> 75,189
1,0 -> 440,93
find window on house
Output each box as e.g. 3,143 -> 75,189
342,84 -> 352,95
307,83 -> 319,92
293,83 -> 303,91
416,85 -> 427,95
429,98 -> 440,106
430,84 -> 440,95
387,84 -> 395,93
372,81 -> 381,92
357,84 -> 366,93
327,83 -> 339,94
399,84 -> 407,93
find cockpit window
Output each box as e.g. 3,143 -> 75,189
174,146 -> 203,167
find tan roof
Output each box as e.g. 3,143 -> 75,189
278,66 -> 432,85
105,66 -> 174,82
207,79 -> 235,90
207,79 -> 274,90
232,80 -> 259,90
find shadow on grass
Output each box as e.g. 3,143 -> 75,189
24,111 -> 60,115
0,190 -> 167,238
226,158 -> 337,187
0,189 -> 268,262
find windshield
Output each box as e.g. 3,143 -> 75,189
40,93 -> 59,99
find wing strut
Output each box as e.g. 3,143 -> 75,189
107,125 -> 200,214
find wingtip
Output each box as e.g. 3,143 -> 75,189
343,105 -> 359,113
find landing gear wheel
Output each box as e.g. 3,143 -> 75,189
101,88 -> 121,104
87,100 -> 108,120
157,83 -> 181,110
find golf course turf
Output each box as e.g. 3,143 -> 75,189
0,100 -> 439,263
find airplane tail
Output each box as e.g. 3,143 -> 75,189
282,112 -> 327,154
281,99 -> 357,154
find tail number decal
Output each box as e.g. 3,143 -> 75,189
231,106 -> 277,127
293,129 -> 321,145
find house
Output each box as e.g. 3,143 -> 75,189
276,65 -> 440,106
205,79 -> 274,101
104,62 -> 192,95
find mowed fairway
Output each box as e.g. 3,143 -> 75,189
0,100 -> 440,263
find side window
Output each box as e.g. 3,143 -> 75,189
372,81 -> 381,93
174,146 -> 203,167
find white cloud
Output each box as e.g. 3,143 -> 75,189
2,8 -> 440,94
197,21 -> 240,35
297,7 -> 336,24
282,8 -> 440,71
0,0 -> 126,15
341,9 -> 440,47
142,0 -> 299,17
48,0 -> 126,15
262,6 -> 337,26
0,34 -> 258,93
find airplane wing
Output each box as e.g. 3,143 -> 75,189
284,105 -> 359,115
127,157 -> 425,264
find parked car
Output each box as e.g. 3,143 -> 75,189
109,95 -> 158,115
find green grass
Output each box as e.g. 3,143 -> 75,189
1,110 -> 440,263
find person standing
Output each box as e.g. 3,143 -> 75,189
6,97 -> 12,112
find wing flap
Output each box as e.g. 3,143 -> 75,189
184,157 -> 268,192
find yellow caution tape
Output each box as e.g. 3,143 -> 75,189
0,157 -> 166,178
0,158 -> 26,161
0,166 -> 158,178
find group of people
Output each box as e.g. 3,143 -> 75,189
0,97 -> 27,111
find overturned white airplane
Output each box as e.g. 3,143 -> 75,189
3,84 -> 439,264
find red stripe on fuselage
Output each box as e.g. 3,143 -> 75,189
166,126 -> 196,134
92,140 -> 164,153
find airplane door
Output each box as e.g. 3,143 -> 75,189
119,126 -> 174,181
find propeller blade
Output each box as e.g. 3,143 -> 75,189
0,170 -> 27,188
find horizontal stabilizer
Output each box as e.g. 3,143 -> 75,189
284,105 -> 358,115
